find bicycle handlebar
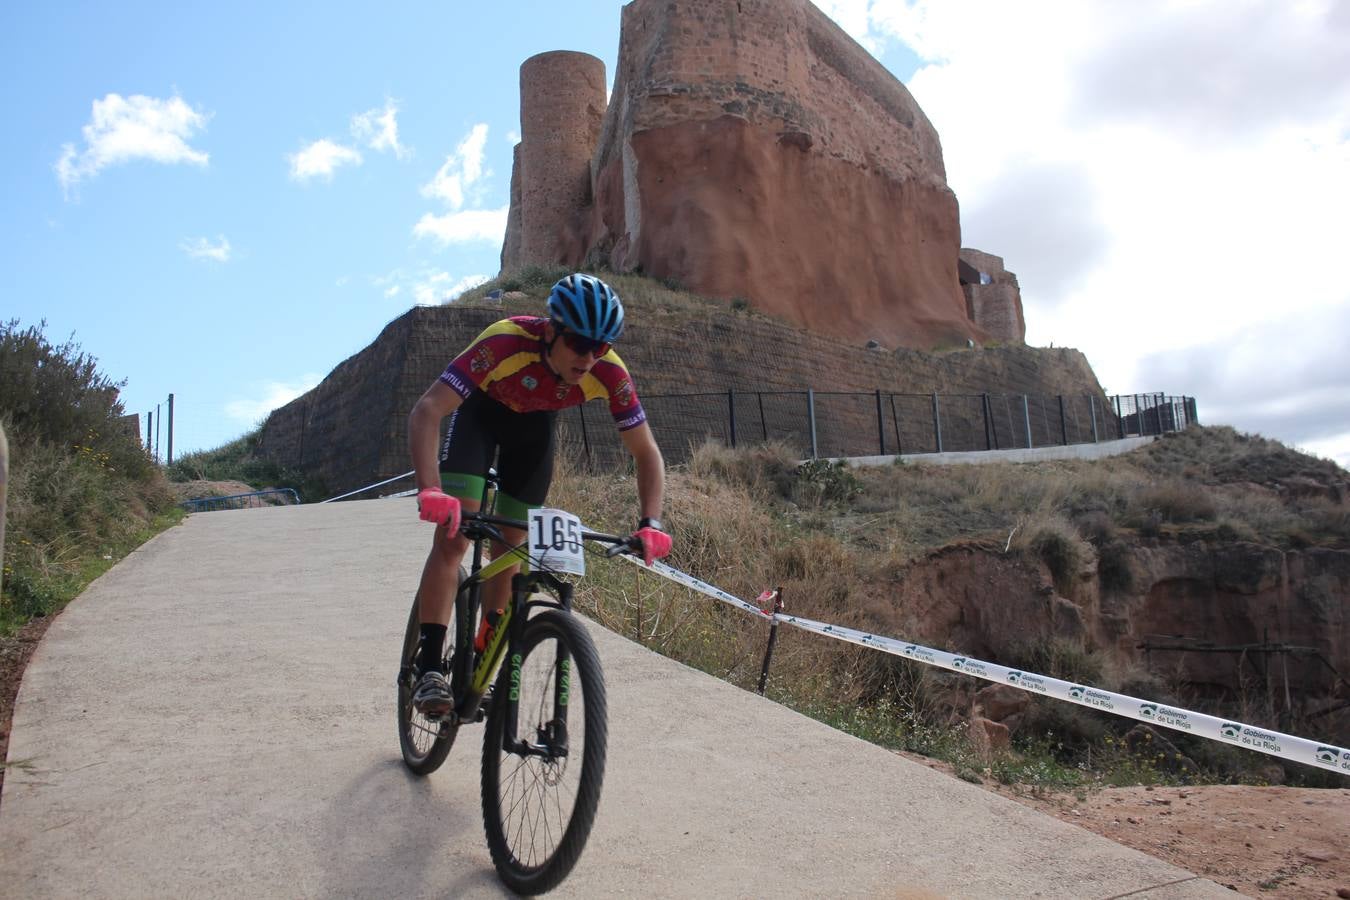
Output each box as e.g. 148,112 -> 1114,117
460,511 -> 641,558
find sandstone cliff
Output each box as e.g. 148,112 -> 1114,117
502,0 -> 1017,350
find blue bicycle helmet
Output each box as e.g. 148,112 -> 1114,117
546,273 -> 625,343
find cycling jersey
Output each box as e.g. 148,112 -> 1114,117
438,317 -> 647,431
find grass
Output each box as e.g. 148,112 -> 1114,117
166,429 -> 328,502
2,319 -> 181,636
548,427 -> 1349,790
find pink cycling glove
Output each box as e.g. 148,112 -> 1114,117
634,526 -> 672,566
417,488 -> 461,532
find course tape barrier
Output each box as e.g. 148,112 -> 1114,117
622,556 -> 1350,776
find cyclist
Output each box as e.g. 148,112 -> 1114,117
406,272 -> 672,716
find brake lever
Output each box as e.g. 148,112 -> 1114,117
604,538 -> 641,559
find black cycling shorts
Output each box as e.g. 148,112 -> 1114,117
438,390 -> 556,521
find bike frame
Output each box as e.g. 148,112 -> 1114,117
443,474 -> 629,743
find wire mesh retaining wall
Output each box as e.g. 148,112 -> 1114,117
561,390 -> 1197,468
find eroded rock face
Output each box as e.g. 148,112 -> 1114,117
507,0 -> 983,349
866,540 -> 1348,739
1120,543 -> 1350,700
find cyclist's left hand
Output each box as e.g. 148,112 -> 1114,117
633,526 -> 672,566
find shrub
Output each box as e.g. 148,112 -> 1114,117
686,439 -> 797,499
1094,539 -> 1133,592
793,458 -> 863,506
2,320 -> 176,634
1133,481 -> 1217,524
1012,515 -> 1089,595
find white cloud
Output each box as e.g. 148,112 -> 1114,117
413,206 -> 508,246
351,99 -> 409,159
1298,433 -> 1350,470
374,268 -> 488,305
179,235 -> 231,262
287,139 -> 363,182
55,93 -> 209,198
421,123 -> 490,209
816,0 -> 1350,455
224,374 -> 322,424
505,129 -> 520,145
411,272 -> 490,306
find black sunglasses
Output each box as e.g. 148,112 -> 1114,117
557,329 -> 611,357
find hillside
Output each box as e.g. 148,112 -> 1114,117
256,269 -> 1114,496
550,425 -> 1350,776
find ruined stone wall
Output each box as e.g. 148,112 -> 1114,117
960,248 -> 1027,344
500,144 -> 523,273
258,301 -> 1106,496
513,51 -> 607,269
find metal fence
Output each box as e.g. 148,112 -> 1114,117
560,390 -> 1197,468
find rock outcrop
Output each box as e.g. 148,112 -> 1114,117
502,0 -> 988,350
869,539 -> 1350,743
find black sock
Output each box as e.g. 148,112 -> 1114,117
418,623 -> 448,674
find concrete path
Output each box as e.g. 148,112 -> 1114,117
0,500 -> 1230,898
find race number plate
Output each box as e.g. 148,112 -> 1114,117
528,508 -> 585,576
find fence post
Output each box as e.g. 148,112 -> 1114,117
981,393 -> 993,450
1089,396 -> 1099,443
145,410 -> 152,452
875,389 -> 885,455
806,389 -> 818,459
1022,395 -> 1033,449
757,588 -> 785,696
0,424 -> 8,601
1130,394 -> 1140,436
931,392 -> 943,453
1156,393 -> 1166,434
889,395 -> 903,456
727,388 -> 737,449
167,392 -> 175,466
758,393 -> 767,441
577,405 -> 591,458
1058,395 -> 1068,445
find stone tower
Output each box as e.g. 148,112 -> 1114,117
500,0 -> 1013,350
502,51 -> 607,272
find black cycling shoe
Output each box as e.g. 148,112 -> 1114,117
412,670 -> 453,718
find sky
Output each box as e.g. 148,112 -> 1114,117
3,1 -> 1348,466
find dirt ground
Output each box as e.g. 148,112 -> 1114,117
901,752 -> 1350,898
3,614 -> 1347,897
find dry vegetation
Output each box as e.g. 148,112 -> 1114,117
549,426 -> 1350,792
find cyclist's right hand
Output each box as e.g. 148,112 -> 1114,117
417,488 -> 461,532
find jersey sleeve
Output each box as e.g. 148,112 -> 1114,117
588,352 -> 647,431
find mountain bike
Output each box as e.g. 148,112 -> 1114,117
396,471 -> 637,894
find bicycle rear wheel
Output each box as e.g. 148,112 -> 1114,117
481,610 -> 607,894
397,587 -> 463,775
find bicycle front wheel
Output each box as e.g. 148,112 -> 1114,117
481,610 -> 607,895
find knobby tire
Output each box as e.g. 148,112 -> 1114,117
481,610 -> 608,895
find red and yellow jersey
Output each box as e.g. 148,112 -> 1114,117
439,317 -> 647,431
